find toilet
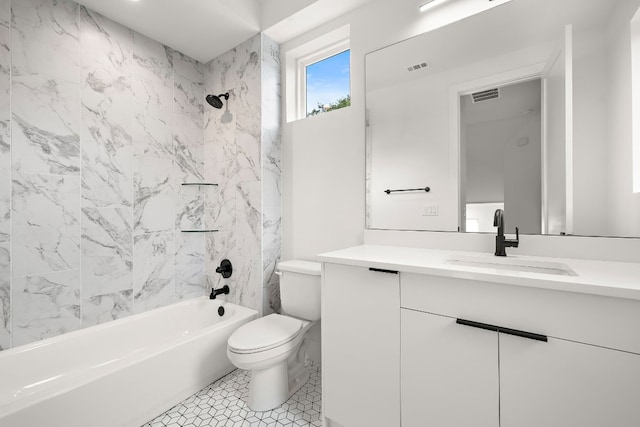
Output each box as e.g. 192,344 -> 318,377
227,260 -> 321,411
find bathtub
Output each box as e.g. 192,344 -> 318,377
0,297 -> 257,427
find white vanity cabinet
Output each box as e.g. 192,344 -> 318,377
500,335 -> 640,427
401,273 -> 640,427
319,245 -> 640,427
321,263 -> 400,427
401,309 -> 499,427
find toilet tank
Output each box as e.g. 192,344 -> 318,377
278,260 -> 321,321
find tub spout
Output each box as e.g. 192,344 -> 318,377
210,285 -> 230,299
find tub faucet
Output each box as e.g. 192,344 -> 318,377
210,285 -> 230,299
493,209 -> 519,256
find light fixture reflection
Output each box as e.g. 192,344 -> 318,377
419,0 -> 448,12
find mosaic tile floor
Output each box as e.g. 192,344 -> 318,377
142,362 -> 322,427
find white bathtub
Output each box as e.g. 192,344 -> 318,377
0,297 -> 257,427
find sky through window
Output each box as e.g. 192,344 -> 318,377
306,50 -> 350,115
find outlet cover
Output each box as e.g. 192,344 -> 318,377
422,205 -> 439,216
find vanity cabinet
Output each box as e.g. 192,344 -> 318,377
401,307 -> 640,427
322,263 -> 400,427
401,273 -> 640,427
320,252 -> 640,427
500,335 -> 640,427
401,309 -> 498,427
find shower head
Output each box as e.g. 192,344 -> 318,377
205,92 -> 230,109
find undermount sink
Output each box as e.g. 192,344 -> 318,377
444,255 -> 577,277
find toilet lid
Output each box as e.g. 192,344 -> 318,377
228,314 -> 304,353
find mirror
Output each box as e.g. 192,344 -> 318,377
366,0 -> 640,238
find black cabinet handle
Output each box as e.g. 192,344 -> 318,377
369,267 -> 399,274
498,326 -> 547,342
456,318 -> 547,342
456,318 -> 498,333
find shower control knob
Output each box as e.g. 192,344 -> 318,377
215,259 -> 233,278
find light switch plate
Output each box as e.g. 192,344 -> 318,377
422,205 -> 439,216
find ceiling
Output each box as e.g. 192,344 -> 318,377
74,0 -> 377,63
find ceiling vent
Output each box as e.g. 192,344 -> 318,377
471,88 -> 500,103
406,62 -> 428,72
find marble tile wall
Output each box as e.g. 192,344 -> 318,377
0,0 -> 208,350
0,0 -> 280,351
261,36 -> 282,315
0,0 -> 11,351
203,34 -> 282,316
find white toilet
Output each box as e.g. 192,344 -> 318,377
226,260 -> 321,411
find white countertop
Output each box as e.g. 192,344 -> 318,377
317,245 -> 640,301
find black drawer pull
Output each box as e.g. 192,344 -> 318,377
369,268 -> 399,274
456,318 -> 547,342
498,326 -> 548,342
456,318 -> 498,333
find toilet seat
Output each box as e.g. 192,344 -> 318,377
228,314 -> 304,354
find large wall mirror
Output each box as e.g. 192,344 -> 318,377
366,0 -> 640,238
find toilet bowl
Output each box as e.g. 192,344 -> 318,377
227,314 -> 314,411
226,260 -> 321,412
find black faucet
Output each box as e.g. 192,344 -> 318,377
493,209 -> 519,256
210,285 -> 230,300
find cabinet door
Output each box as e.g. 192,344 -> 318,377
322,263 -> 400,427
501,334 -> 640,427
401,310 -> 499,427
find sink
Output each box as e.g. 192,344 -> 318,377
444,255 -> 577,276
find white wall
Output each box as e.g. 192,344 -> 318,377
608,0 -> 640,237
572,26 -> 610,236
282,106 -> 363,260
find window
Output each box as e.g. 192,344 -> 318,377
285,25 -> 350,122
305,50 -> 351,117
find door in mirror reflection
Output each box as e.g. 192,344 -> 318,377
460,79 -> 542,234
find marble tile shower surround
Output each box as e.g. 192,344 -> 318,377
261,36 -> 283,315
203,33 -> 282,316
0,0 -> 10,350
0,0 -> 281,351
0,0 -> 210,351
